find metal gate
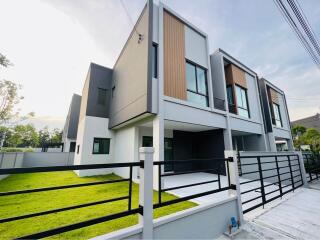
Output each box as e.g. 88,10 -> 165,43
303,153 -> 320,182
238,154 -> 304,214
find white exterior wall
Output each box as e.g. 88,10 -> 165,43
74,116 -> 114,177
63,138 -> 75,152
113,125 -> 139,179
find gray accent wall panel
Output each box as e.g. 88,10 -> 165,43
109,5 -> 152,128
62,94 -> 81,139
86,63 -> 113,119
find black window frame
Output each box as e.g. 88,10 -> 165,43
152,43 -> 158,79
97,88 -> 107,106
185,60 -> 209,107
235,84 -> 250,118
272,103 -> 283,127
92,138 -> 111,155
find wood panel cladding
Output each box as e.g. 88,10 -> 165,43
268,87 -> 279,104
224,64 -> 247,88
163,10 -> 187,100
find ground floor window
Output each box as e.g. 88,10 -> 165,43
92,138 -> 110,154
69,142 -> 76,152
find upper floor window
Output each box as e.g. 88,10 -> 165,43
97,88 -> 107,105
92,138 -> 110,154
152,43 -> 158,78
186,61 -> 208,107
226,85 -> 236,113
273,103 -> 282,127
235,85 -> 249,118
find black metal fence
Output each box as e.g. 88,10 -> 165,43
303,153 -> 320,182
238,154 -> 303,214
0,162 -> 142,239
154,158 -> 234,209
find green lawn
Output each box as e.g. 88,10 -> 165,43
0,171 -> 196,239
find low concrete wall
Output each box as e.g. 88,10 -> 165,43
23,152 -> 74,167
0,153 -> 24,180
92,197 -> 239,240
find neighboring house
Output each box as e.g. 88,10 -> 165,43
258,78 -> 294,151
291,113 -> 320,131
211,49 -> 268,152
62,94 -> 81,152
64,2 -> 294,179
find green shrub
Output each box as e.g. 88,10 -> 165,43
0,147 -> 34,153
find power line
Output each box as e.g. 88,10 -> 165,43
273,0 -> 320,69
119,0 -> 143,43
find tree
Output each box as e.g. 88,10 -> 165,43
7,124 -> 39,147
0,53 -> 12,68
38,127 -> 50,146
301,128 -> 320,153
51,128 -> 62,144
291,125 -> 306,137
0,80 -> 23,124
292,125 -> 307,150
0,53 -> 35,149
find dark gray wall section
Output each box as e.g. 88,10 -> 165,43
172,129 -> 226,174
63,94 -> 81,139
67,94 -> 81,138
86,63 -> 113,118
258,78 -> 273,133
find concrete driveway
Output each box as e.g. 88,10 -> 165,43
220,184 -> 320,239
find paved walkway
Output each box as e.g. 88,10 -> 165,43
223,184 -> 320,239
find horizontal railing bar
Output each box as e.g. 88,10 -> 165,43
239,154 -> 298,159
17,207 -> 142,239
265,188 -> 279,196
280,177 -> 292,182
0,162 -> 141,175
240,170 -> 260,175
278,165 -> 289,169
0,179 -> 129,197
240,179 -> 260,185
154,158 -> 229,165
161,168 -> 220,177
241,186 -> 261,195
262,174 -> 279,180
243,202 -> 264,214
290,164 -> 300,167
161,179 -> 219,192
265,194 -> 281,203
293,180 -> 302,185
0,196 -> 129,223
154,186 -> 230,209
242,195 -> 262,205
264,182 -> 278,188
261,167 -> 278,172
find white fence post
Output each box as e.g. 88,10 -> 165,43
225,150 -> 244,224
139,147 -> 154,239
296,151 -> 308,187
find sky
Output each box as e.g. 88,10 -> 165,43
0,0 -> 319,130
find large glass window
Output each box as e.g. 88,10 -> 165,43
152,43 -> 158,78
92,138 -> 110,154
235,85 -> 249,118
226,85 -> 236,114
273,103 -> 282,127
186,61 -> 208,107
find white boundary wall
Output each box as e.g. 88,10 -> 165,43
0,153 -> 24,180
0,152 -> 74,180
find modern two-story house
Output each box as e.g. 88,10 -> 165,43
62,94 -> 81,152
64,1 -> 294,180
258,78 -> 294,151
